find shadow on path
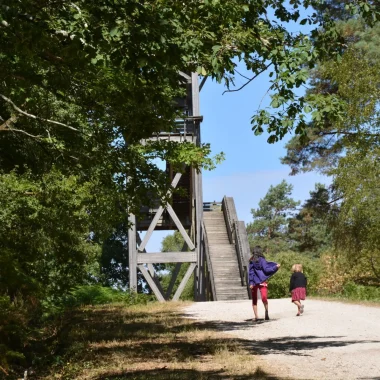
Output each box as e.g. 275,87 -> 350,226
94,367 -> 284,380
180,316 -> 380,357
242,335 -> 380,356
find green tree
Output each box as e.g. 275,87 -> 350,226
281,9 -> 380,284
0,169 -> 102,370
288,183 -> 334,256
1,0 -> 379,161
99,222 -> 130,290
247,180 -> 300,253
332,148 -> 380,284
282,21 -> 380,175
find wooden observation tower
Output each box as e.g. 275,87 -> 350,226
128,73 -> 251,302
128,72 -> 207,301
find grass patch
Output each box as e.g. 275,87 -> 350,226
309,295 -> 380,307
33,302 -> 282,380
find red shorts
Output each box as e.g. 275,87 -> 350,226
251,283 -> 268,305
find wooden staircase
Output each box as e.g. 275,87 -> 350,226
203,210 -> 248,301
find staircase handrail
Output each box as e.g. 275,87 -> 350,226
222,196 -> 251,297
202,221 -> 216,300
222,196 -> 238,244
233,221 -> 251,298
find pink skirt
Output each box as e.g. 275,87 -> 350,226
291,287 -> 306,302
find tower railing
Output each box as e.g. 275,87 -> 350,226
202,221 -> 216,301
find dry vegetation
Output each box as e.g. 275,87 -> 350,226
308,296 -> 380,307
35,302 -> 279,380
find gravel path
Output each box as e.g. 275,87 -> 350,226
184,299 -> 380,380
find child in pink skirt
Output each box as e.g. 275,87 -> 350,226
289,264 -> 307,316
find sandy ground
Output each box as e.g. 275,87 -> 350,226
184,299 -> 380,380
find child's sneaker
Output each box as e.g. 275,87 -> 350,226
265,311 -> 270,320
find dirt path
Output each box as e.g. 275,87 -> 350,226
184,299 -> 380,380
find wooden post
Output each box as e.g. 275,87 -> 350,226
195,169 -> 206,301
128,214 -> 137,291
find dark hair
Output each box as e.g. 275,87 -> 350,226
250,246 -> 265,262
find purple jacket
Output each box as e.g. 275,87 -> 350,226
249,257 -> 279,286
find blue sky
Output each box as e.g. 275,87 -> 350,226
200,4 -> 327,224
201,73 -> 330,225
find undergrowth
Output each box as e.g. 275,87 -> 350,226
0,286 -> 153,379
31,302 -> 277,380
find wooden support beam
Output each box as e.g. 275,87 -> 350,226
147,263 -> 166,298
173,263 -> 196,301
199,76 -> 208,92
191,73 -> 200,116
165,263 -> 182,299
138,265 -> 165,302
166,204 -> 195,250
137,252 -> 197,264
137,232 -> 166,298
179,71 -> 191,81
138,172 -> 182,252
164,240 -> 189,299
138,205 -> 164,252
147,263 -> 155,276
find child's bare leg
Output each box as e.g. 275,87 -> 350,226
293,300 -> 301,315
261,287 -> 269,320
252,304 -> 259,319
263,302 -> 269,320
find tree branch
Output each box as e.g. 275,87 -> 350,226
259,83 -> 276,109
0,94 -> 80,132
8,127 -> 42,139
320,131 -> 380,137
0,114 -> 42,138
327,196 -> 343,204
234,69 -> 251,81
222,63 -> 273,95
0,366 -> 8,376
0,115 -> 17,130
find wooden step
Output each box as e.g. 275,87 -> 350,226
203,207 -> 247,301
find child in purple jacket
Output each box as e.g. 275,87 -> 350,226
249,246 -> 280,321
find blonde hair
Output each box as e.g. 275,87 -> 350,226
291,264 -> 303,273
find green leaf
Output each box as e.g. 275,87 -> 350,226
110,27 -> 119,37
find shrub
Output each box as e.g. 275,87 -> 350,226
0,296 -> 28,373
62,285 -> 154,308
342,282 -> 380,301
317,251 -> 350,295
1,286 -> 154,377
266,251 -> 322,298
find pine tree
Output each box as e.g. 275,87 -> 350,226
247,180 -> 300,254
